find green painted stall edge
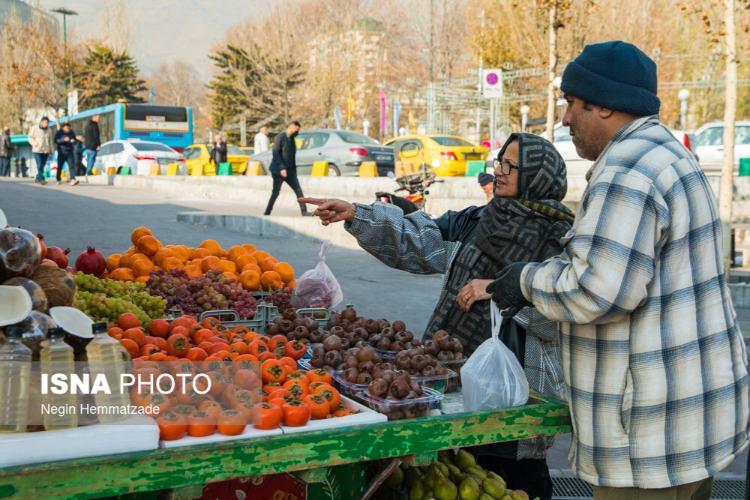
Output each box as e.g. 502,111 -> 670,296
0,394 -> 570,499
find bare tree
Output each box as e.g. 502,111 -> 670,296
151,60 -> 202,107
719,0 -> 738,271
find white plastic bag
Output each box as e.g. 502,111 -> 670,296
293,241 -> 343,309
462,302 -> 529,410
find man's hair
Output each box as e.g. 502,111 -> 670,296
289,121 -> 301,128
62,122 -> 71,128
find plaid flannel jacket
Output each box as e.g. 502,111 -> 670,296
521,116 -> 750,488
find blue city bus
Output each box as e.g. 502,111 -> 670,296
51,102 -> 194,152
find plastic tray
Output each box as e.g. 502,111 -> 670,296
372,347 -> 397,360
332,370 -> 368,398
356,386 -> 443,421
438,358 -> 466,392
412,369 -> 458,394
160,424 -> 282,449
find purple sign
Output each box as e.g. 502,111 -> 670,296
485,72 -> 499,85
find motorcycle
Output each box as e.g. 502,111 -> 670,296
375,169 -> 441,215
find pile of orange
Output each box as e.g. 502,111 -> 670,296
104,226 -> 295,291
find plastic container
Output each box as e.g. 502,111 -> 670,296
371,347 -> 397,361
412,369 -> 458,394
0,326 -> 32,432
332,370 -> 368,398
439,358 -> 466,393
357,386 -> 443,421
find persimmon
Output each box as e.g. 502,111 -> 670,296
261,270 -> 284,290
130,226 -> 152,246
274,262 -> 294,283
200,239 -> 222,256
170,316 -> 195,332
108,326 -> 124,338
149,319 -> 170,338
136,234 -> 162,256
106,253 -> 122,272
123,327 -> 146,346
109,267 -> 135,281
117,312 -> 140,330
201,255 -> 220,273
120,338 -> 140,357
240,270 -> 261,291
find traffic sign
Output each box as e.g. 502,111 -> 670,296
482,69 -> 503,98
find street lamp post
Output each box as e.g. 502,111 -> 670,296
520,104 -> 530,132
51,7 -> 78,94
678,89 -> 690,130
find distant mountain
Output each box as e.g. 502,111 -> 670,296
36,0 -> 273,78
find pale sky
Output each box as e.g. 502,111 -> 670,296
37,0 -> 274,77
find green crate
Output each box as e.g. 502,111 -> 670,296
740,158 -> 750,177
217,162 -> 233,176
465,160 -> 486,177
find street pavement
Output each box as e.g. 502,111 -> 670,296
1,177 -> 746,483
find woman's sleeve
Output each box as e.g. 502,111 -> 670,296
345,202 -> 448,274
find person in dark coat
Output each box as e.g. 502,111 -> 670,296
54,122 -> 79,185
211,133 -> 228,171
264,121 -> 308,216
84,115 -> 101,175
0,128 -> 12,177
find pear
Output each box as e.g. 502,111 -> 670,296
409,479 -> 426,500
405,467 -> 424,488
481,477 -> 505,499
478,494 -> 495,500
447,464 -> 464,482
458,476 -> 482,500
435,461 -> 450,478
486,472 -> 506,489
434,477 -> 459,500
384,466 -> 404,490
509,490 -> 529,500
465,466 -> 487,479
455,449 -> 477,471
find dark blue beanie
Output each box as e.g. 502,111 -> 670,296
561,41 -> 660,116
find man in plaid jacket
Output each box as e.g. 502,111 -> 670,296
490,41 -> 749,498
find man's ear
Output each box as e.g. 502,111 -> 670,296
598,107 -> 614,119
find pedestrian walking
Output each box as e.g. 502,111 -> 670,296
84,115 -> 101,176
254,126 -> 270,154
211,133 -> 228,172
301,134 -> 574,499
54,122 -> 79,186
0,128 -> 12,177
264,121 -> 309,216
27,116 -> 53,185
488,41 -> 750,498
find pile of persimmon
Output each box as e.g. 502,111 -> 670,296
104,226 -> 295,291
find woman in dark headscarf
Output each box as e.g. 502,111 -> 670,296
302,133 -> 573,500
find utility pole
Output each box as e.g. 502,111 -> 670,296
52,7 -> 78,90
475,9 -> 484,144
428,0 -> 435,133
545,0 -> 558,141
719,0 -> 738,273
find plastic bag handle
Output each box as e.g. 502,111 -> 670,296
318,240 -> 332,261
490,302 -> 501,341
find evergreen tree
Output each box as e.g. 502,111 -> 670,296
75,45 -> 147,107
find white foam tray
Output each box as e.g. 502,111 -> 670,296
0,415 -> 159,467
160,424 -> 282,449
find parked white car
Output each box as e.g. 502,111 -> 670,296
693,121 -> 750,169
94,140 -> 187,175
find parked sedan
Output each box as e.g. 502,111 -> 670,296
94,140 -> 187,175
693,121 -> 750,169
250,129 -> 394,176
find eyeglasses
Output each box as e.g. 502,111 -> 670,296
493,158 -> 519,175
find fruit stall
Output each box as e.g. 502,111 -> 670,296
0,225 -> 571,500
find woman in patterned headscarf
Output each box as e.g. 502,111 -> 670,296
302,133 -> 573,500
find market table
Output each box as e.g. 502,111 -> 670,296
0,392 -> 570,499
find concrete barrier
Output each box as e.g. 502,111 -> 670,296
311,161 -> 329,176
359,162 -> 378,177
177,212 -> 361,250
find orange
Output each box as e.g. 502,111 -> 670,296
222,271 -> 239,281
131,258 -> 155,277
215,260 -> 237,273
201,256 -> 221,273
234,254 -> 256,271
242,244 -> 257,254
106,253 -> 122,272
110,268 -> 135,281
161,257 -> 183,271
153,248 -> 175,266
240,270 -> 261,291
185,264 -> 203,279
200,239 -> 222,256
136,235 -> 162,256
274,262 -> 294,283
191,247 -> 211,260
172,245 -> 191,262
135,275 -> 151,283
261,270 -> 283,290
259,257 -> 278,273
228,245 -> 247,263
242,263 -> 262,274
130,226 -> 152,246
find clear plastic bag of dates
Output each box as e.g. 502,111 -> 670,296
462,302 -> 528,411
293,241 -> 343,309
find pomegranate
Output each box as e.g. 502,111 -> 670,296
45,246 -> 70,268
37,234 -> 47,262
75,247 -> 106,277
